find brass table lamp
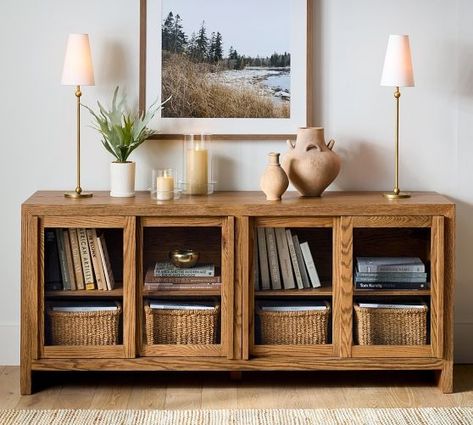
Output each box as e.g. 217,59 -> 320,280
380,34 -> 415,199
61,33 -> 95,198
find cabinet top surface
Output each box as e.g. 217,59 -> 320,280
22,191 -> 454,217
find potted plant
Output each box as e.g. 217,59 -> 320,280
83,87 -> 168,197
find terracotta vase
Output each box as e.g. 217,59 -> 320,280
281,127 -> 341,197
260,152 -> 289,201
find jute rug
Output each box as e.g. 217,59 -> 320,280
0,408 -> 472,425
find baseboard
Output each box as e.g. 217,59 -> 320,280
0,324 -> 19,365
1,322 -> 472,365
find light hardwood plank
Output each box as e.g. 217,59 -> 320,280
164,377 -> 202,410
127,376 -> 166,409
0,367 -> 20,409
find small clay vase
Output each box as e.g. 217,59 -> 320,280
281,127 -> 341,197
260,152 -> 289,201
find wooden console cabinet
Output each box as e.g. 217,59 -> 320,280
20,191 -> 455,394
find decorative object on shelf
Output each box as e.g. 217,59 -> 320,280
61,33 -> 95,198
281,127 -> 340,197
155,168 -> 174,200
140,0 -> 312,139
169,249 -> 200,268
180,134 -> 215,195
260,152 -> 289,201
83,86 -> 168,198
381,34 -> 415,199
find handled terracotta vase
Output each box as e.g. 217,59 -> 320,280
281,127 -> 341,197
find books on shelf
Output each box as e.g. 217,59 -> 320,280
254,227 -> 323,291
148,300 -> 215,310
356,257 -> 425,273
50,301 -> 120,312
144,267 -> 221,291
354,257 -> 428,291
153,262 -> 215,277
258,300 -> 328,312
45,228 -> 116,292
357,302 -> 427,309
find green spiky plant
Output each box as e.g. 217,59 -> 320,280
82,87 -> 169,162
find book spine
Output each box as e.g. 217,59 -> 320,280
153,264 -> 215,277
77,228 -> 95,290
300,241 -> 321,288
87,229 -> 107,290
68,229 -> 85,290
358,264 -> 425,273
145,283 -> 221,290
98,234 -> 115,290
55,229 -> 70,290
286,229 -> 304,289
254,233 -> 260,291
355,282 -> 428,290
257,227 -> 271,290
63,229 -> 77,290
44,229 -> 62,290
354,276 -> 428,283
265,228 -> 282,290
275,228 -> 296,289
355,272 -> 427,279
145,276 -> 221,284
293,234 -> 311,289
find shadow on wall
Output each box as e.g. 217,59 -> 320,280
333,139 -> 390,191
212,154 -> 239,192
97,39 -> 130,96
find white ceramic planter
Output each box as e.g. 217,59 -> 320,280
110,161 -> 136,197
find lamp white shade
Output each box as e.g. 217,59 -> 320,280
381,34 -> 415,87
61,33 -> 95,86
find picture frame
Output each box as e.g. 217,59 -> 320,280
139,0 -> 313,140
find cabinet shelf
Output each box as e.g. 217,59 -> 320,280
255,286 -> 333,297
45,287 -> 124,298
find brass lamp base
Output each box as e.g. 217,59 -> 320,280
383,192 -> 410,200
64,191 -> 93,199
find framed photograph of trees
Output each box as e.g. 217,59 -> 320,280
140,0 -> 313,139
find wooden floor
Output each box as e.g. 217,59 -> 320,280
1,366 -> 473,410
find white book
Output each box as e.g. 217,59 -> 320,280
293,234 -> 311,289
265,228 -> 282,290
51,301 -> 119,312
97,234 -> 115,290
286,229 -> 304,289
154,262 -> 215,277
358,302 -> 426,309
87,229 -> 107,290
300,241 -> 321,288
149,301 -> 215,310
257,228 -> 271,290
275,228 -> 296,290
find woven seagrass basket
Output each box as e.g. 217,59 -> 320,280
256,302 -> 331,345
144,302 -> 220,345
354,303 -> 428,345
47,305 -> 121,346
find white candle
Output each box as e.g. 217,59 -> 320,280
186,147 -> 208,195
156,175 -> 174,200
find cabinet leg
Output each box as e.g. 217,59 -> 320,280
436,362 -> 454,393
20,365 -> 32,395
229,371 -> 242,381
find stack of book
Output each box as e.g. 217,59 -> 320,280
144,262 -> 221,291
45,228 -> 115,292
354,257 -> 428,290
255,227 -> 321,291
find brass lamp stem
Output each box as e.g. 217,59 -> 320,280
65,85 -> 92,198
384,86 -> 410,199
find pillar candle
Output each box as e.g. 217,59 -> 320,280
156,175 -> 174,200
186,147 -> 208,195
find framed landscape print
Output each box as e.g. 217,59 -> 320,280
140,0 -> 313,139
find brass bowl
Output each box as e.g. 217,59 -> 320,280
169,249 -> 200,268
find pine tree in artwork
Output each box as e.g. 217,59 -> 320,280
208,32 -> 217,62
171,14 -> 187,53
195,21 -> 209,62
162,12 -> 174,51
213,32 -> 223,62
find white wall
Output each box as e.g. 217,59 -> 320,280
0,0 -> 472,364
